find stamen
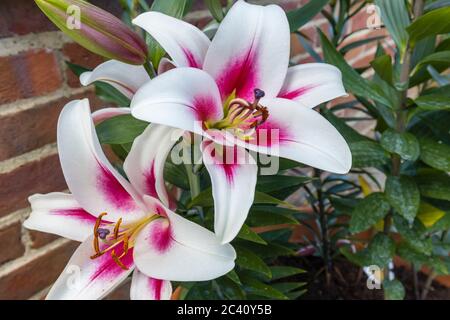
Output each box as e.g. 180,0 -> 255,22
97,228 -> 110,240
114,218 -> 122,239
111,250 -> 129,270
252,88 -> 265,108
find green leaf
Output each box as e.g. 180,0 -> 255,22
270,266 -> 306,281
385,176 -> 420,223
237,225 -> 267,245
412,51 -> 450,74
216,277 -> 246,300
96,114 -> 148,144
339,36 -> 386,55
380,129 -> 420,161
415,94 -> 450,111
383,279 -> 405,300
256,175 -> 312,193
407,7 -> 450,46
350,193 -> 391,234
204,0 -> 224,21
341,233 -> 395,267
240,275 -> 288,300
351,141 -> 390,168
419,138 -> 450,171
417,171 -> 450,201
319,30 -> 394,108
393,215 -> 432,255
226,270 -> 241,285
235,247 -> 271,278
247,210 -> 299,227
271,282 -> 306,294
287,0 -> 329,32
164,159 -> 189,190
371,54 -> 393,85
374,0 -> 410,57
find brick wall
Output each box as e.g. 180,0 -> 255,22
0,0 -> 384,299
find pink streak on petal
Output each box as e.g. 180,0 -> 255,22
210,146 -> 238,184
97,163 -> 137,212
144,161 -> 158,198
50,208 -> 99,224
182,48 -> 201,69
254,120 -> 291,147
278,84 -> 317,100
192,95 -> 221,122
215,52 -> 258,101
150,220 -> 172,253
149,278 -> 164,300
90,248 -> 134,281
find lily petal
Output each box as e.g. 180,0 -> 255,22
201,141 -> 257,244
131,68 -> 223,134
130,270 -> 172,300
234,98 -> 352,174
124,124 -> 183,206
80,60 -> 150,99
58,99 -> 146,222
278,63 -> 347,107
133,197 -> 236,281
92,107 -> 131,124
133,12 -> 210,68
24,193 -> 108,242
203,0 -> 290,101
46,237 -> 134,300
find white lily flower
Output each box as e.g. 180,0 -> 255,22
78,1 -> 352,244
23,99 -> 236,300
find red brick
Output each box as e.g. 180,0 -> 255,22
0,50 -> 62,105
0,154 -> 67,218
0,91 -> 103,161
62,43 -> 104,88
0,0 -> 123,38
29,231 -> 59,249
0,241 -> 77,299
0,222 -> 25,265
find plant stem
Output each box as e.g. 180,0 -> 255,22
317,174 -> 332,287
185,164 -> 201,200
382,0 -> 425,299
421,270 -> 436,300
412,265 -> 420,300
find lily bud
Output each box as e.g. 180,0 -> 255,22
35,0 -> 148,65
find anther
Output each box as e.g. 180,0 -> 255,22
97,228 -> 110,240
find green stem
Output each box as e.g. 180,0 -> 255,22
185,164 -> 201,200
143,61 -> 156,79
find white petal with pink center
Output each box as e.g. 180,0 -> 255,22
24,193 -> 107,242
80,60 -> 150,99
124,124 -> 183,206
203,0 -> 290,101
133,197 -> 236,281
278,63 -> 347,108
131,67 -> 224,134
130,270 -> 172,300
58,99 -> 146,223
46,236 -> 135,300
133,12 -> 210,69
202,141 -> 257,243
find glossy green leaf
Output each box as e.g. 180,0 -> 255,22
341,233 -> 395,267
407,7 -> 450,46
204,0 -> 224,21
351,141 -> 390,168
383,279 -> 405,300
415,95 -> 450,111
287,0 -> 329,32
393,215 -> 432,255
270,266 -> 306,281
417,171 -> 450,201
380,129 -> 420,161
371,54 -> 393,85
320,30 -> 394,108
240,275 -> 288,300
256,175 -> 312,193
237,225 -> 267,245
412,51 -> 450,74
374,0 -> 410,56
385,176 -> 420,223
419,138 -> 450,172
235,247 -> 271,278
96,114 -> 148,145
350,193 -> 391,233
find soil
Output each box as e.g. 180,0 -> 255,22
279,256 -> 450,300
